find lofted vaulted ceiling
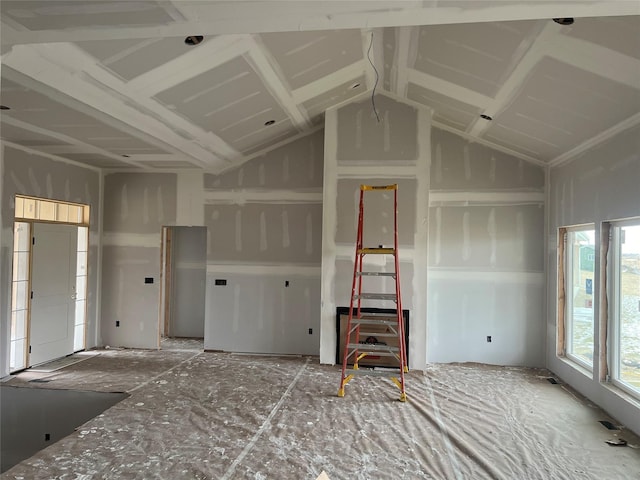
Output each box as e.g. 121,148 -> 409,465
0,1 -> 639,172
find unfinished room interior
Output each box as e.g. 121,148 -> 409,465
1,0 -> 639,478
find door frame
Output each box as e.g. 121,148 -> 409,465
9,195 -> 90,372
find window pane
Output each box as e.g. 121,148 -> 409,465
568,229 -> 595,366
619,225 -> 640,392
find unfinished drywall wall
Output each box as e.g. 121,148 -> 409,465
548,124 -> 640,435
204,130 -> 323,355
321,94 -> 430,369
0,146 -> 101,378
101,173 -> 177,349
428,128 -> 545,366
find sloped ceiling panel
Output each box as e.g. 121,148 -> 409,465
0,122 -> 70,146
1,78 -> 168,155
407,83 -> 481,130
154,56 -> 293,153
76,37 -> 209,81
484,57 -> 640,160
413,20 -> 542,97
260,30 -> 363,89
559,15 -> 640,60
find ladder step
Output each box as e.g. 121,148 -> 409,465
348,343 -> 399,353
352,319 -> 398,326
356,332 -> 398,338
353,293 -> 397,301
345,368 -> 400,377
358,247 -> 395,255
357,272 -> 396,277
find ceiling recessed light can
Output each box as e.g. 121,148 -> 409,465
121,154 -> 130,158
480,114 -> 493,121
184,35 -> 204,46
264,120 -> 276,126
0,105 -> 10,110
553,18 -> 574,25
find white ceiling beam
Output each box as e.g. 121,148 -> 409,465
291,61 -> 367,104
466,22 -> 557,137
546,35 -> 640,89
1,116 -> 147,169
1,140 -> 104,173
3,44 -> 235,170
127,35 -> 250,96
245,37 -> 312,130
407,69 -> 494,109
392,26 -> 418,97
2,2 -> 639,44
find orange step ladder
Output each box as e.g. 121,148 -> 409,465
337,184 -> 408,402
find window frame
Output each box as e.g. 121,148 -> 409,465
559,224 -> 596,372
609,218 -> 640,400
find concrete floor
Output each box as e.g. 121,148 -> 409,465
2,341 -> 639,479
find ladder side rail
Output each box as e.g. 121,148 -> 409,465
341,188 -> 365,374
393,188 -> 407,401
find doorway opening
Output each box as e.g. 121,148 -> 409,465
159,226 -> 207,346
9,195 -> 90,372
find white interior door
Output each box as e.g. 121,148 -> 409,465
29,223 -> 78,366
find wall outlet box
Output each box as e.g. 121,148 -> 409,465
144,277 -> 154,284
215,279 -> 227,286
116,321 -> 120,327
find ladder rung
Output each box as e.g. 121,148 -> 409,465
356,332 -> 398,338
353,293 -> 396,301
358,248 -> 395,255
348,343 -> 399,352
361,184 -> 397,191
357,272 -> 396,277
353,311 -> 398,317
344,368 -> 400,377
351,319 -> 397,326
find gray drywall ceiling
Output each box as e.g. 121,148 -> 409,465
0,78 -> 167,157
0,122 -> 69,147
77,38 -> 206,81
408,83 -> 481,130
484,57 -> 640,160
260,29 -> 363,89
559,15 -> 640,60
302,76 -> 367,119
154,56 -> 292,153
413,20 -> 541,97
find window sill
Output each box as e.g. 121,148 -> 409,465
558,355 -> 594,379
601,381 -> 640,410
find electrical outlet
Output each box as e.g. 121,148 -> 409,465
45,433 -> 50,441
486,335 -> 492,343
215,279 -> 227,286
116,321 -> 120,327
285,280 -> 290,287
144,277 -> 154,284
308,328 -> 313,335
